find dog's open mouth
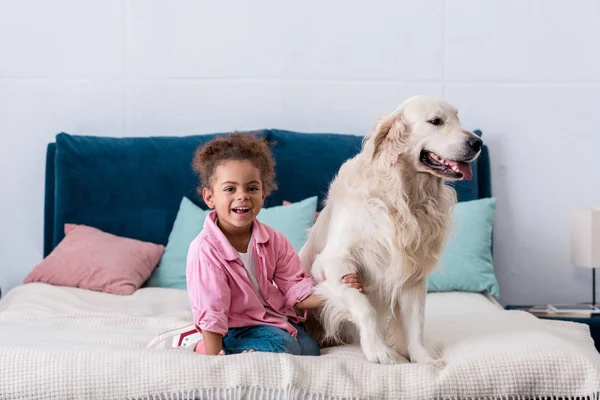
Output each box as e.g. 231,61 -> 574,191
420,150 -> 473,180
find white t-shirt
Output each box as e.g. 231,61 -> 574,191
238,240 -> 287,320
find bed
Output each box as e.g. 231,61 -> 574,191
1,129 -> 599,400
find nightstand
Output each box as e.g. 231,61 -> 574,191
506,305 -> 600,353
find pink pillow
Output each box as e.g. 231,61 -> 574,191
24,224 -> 165,295
283,200 -> 321,220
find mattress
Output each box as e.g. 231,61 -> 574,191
1,283 -> 599,400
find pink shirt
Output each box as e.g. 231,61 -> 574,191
186,211 -> 316,338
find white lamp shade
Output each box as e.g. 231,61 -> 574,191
571,208 -> 600,268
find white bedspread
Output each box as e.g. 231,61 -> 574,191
1,283 -> 599,400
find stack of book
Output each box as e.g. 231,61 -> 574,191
523,304 -> 600,318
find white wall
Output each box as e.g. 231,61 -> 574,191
1,0 -> 599,305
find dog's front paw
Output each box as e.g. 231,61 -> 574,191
362,340 -> 400,365
413,355 -> 445,369
409,347 -> 444,368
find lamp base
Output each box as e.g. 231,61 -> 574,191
576,268 -> 597,307
594,267 -> 597,308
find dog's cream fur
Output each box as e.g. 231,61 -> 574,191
299,96 -> 482,366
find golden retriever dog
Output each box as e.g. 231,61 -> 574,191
299,96 -> 482,366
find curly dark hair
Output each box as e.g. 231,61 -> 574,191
192,132 -> 277,196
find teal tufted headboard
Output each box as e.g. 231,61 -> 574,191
43,129 -> 491,256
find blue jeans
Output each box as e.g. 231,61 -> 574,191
222,322 -> 321,356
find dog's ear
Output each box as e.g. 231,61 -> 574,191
364,111 -> 408,161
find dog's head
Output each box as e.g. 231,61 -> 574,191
366,96 -> 482,181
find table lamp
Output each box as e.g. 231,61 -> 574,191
571,208 -> 600,306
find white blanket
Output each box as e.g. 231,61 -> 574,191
1,283 -> 599,400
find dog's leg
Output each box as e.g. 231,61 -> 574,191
314,276 -> 399,364
313,246 -> 399,364
398,280 -> 444,368
307,203 -> 399,364
299,205 -> 331,277
299,233 -> 319,276
388,313 -> 409,360
369,297 -> 409,362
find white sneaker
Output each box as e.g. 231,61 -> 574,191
146,324 -> 202,351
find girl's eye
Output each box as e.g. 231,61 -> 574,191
224,187 -> 233,192
249,187 -> 259,192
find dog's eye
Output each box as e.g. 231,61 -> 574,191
428,118 -> 444,126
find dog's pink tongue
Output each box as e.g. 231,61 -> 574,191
448,161 -> 473,180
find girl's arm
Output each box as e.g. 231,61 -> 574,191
201,330 -> 225,355
272,236 -> 321,309
273,235 -> 367,308
187,258 -> 231,344
295,294 -> 324,310
295,274 -> 364,310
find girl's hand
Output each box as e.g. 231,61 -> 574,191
217,350 -> 226,356
342,273 -> 364,293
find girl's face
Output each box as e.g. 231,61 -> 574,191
202,160 -> 265,237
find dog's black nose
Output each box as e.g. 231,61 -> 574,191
467,136 -> 483,153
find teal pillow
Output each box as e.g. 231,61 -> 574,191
427,197 -> 499,298
146,196 -> 318,289
256,196 -> 318,252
